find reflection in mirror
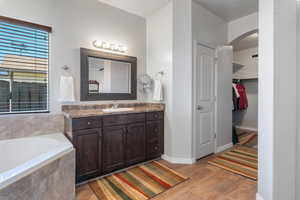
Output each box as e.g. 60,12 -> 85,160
88,57 -> 131,94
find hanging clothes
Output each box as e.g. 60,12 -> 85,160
232,126 -> 239,145
236,83 -> 248,110
232,87 -> 239,111
232,81 -> 248,111
232,83 -> 240,98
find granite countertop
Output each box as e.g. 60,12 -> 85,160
63,103 -> 164,119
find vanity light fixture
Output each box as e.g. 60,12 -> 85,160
93,40 -> 127,53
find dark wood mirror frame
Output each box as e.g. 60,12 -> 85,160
80,48 -> 137,101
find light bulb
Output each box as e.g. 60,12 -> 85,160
93,40 -> 103,48
110,44 -> 117,50
119,45 -> 127,52
122,46 -> 128,52
93,40 -> 127,53
103,42 -> 109,49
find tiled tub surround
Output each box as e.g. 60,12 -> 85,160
0,114 -> 64,141
0,134 -> 75,200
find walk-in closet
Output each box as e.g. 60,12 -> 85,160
231,32 -> 258,148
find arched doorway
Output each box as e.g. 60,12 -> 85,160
230,29 -> 259,180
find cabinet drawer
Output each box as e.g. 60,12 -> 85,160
147,140 -> 161,159
146,112 -> 163,121
72,117 -> 102,131
103,113 -> 145,126
127,113 -> 145,124
146,121 -> 163,141
103,115 -> 128,126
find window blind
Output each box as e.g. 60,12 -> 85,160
0,17 -> 50,113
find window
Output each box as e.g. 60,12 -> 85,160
0,17 -> 51,114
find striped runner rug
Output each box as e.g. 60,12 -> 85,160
238,132 -> 258,148
208,146 -> 258,180
89,161 -> 188,200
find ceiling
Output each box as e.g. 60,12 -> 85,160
194,0 -> 258,21
97,0 -> 170,18
97,0 -> 258,21
232,33 -> 258,51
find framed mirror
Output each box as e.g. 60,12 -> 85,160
80,48 -> 137,101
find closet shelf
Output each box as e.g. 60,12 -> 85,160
233,63 -> 244,68
233,76 -> 258,80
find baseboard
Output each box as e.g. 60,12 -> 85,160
256,193 -> 264,200
161,154 -> 196,164
216,143 -> 233,153
235,126 -> 258,132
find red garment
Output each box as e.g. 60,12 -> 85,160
236,83 -> 248,110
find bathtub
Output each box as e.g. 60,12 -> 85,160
0,133 -> 74,190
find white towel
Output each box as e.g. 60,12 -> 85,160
153,80 -> 163,102
60,76 -> 75,102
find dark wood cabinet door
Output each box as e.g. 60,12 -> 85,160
125,123 -> 146,165
74,129 -> 102,182
146,120 -> 164,159
103,125 -> 125,173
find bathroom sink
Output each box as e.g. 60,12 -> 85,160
102,108 -> 134,113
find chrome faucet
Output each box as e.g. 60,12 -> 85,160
112,102 -> 119,109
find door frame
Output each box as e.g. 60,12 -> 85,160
192,40 -> 219,160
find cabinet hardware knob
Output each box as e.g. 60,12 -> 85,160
87,122 -> 91,125
154,146 -> 158,150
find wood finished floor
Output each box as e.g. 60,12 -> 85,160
76,155 -> 257,200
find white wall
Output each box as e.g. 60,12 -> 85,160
192,1 -> 228,47
228,13 -> 258,43
171,0 -> 193,159
296,2 -> 300,200
147,0 -> 258,165
258,0 -> 297,199
233,47 -> 258,79
216,47 -> 233,149
192,0 -> 230,150
147,0 -> 229,162
148,0 -> 229,161
233,47 -> 258,130
147,2 -> 173,158
0,0 -> 147,113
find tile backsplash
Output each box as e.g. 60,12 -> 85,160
0,114 -> 64,140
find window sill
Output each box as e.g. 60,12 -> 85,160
0,110 -> 50,116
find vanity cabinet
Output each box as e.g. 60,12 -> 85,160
67,111 -> 164,183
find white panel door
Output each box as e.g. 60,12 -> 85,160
194,44 -> 216,159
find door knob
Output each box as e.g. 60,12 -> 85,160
197,105 -> 202,110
